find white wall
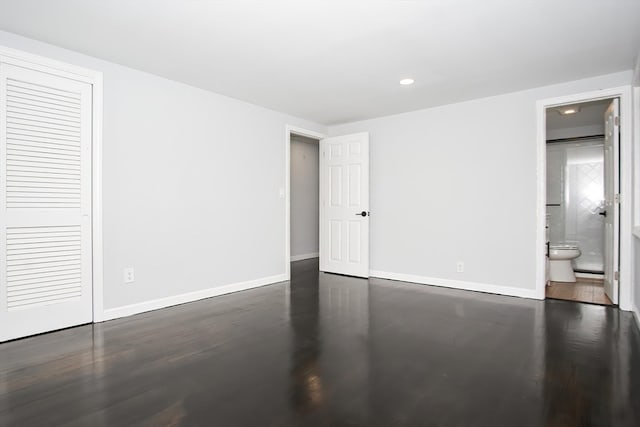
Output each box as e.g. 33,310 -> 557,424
1,29 -> 638,321
0,30 -> 327,313
329,71 -> 632,295
547,141 -> 605,272
290,135 -> 319,259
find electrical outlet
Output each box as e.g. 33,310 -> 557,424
124,267 -> 135,283
456,262 -> 464,273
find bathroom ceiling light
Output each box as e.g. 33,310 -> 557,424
399,78 -> 415,86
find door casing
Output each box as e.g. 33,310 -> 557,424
536,86 -> 633,310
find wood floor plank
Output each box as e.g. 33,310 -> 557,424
546,278 -> 612,305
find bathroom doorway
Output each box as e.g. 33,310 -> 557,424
544,98 -> 618,305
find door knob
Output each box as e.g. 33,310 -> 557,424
356,211 -> 368,217
599,210 -> 607,217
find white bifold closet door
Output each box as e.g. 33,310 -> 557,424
0,63 -> 93,342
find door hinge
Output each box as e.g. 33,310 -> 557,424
323,151 -> 326,158
614,271 -> 619,281
614,116 -> 620,127
614,193 -> 621,204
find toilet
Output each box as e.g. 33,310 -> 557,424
549,244 -> 581,282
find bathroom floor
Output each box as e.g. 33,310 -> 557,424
546,278 -> 612,305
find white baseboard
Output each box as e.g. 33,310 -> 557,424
101,273 -> 288,322
290,252 -> 319,262
575,272 -> 604,279
369,270 -> 541,300
633,303 -> 640,333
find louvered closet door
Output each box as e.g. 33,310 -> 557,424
0,63 -> 92,342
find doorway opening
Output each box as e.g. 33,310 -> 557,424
285,126 -> 325,280
543,98 -> 618,306
290,133 -> 321,265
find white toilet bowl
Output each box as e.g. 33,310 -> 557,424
549,244 -> 581,282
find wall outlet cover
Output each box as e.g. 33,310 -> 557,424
124,267 -> 135,283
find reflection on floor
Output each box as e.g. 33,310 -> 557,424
546,277 -> 612,305
0,259 -> 638,425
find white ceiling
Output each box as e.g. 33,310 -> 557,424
0,0 -> 639,125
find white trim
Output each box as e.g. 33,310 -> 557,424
290,252 -> 319,262
102,274 -> 288,321
0,46 -> 105,322
536,86 -> 633,311
633,303 -> 640,333
91,71 -> 104,322
285,125 -> 327,281
0,45 -> 101,81
370,270 -> 541,299
633,87 -> 640,227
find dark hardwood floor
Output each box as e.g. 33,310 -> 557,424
1,258 -> 639,426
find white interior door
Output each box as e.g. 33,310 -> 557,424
603,98 -> 619,304
0,63 -> 93,342
319,132 -> 369,278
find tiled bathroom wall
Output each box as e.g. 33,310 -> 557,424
546,140 -> 605,272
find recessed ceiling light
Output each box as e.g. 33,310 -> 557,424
399,78 -> 415,86
557,106 -> 581,115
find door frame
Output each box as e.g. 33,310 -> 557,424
0,46 -> 105,322
535,86 -> 632,310
285,125 -> 327,280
